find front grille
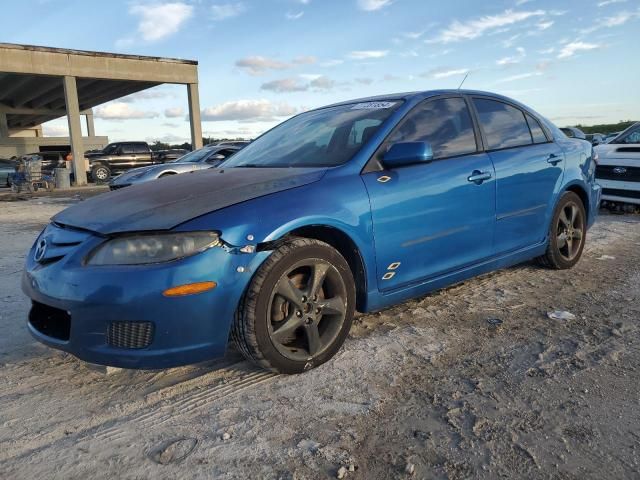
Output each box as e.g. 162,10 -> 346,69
596,165 -> 640,182
34,223 -> 90,265
29,301 -> 71,341
602,188 -> 640,199
107,321 -> 154,349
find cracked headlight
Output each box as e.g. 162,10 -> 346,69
87,232 -> 220,265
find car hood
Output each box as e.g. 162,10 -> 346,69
112,164 -> 165,183
54,167 -> 327,234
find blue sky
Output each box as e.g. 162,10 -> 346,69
3,0 -> 639,143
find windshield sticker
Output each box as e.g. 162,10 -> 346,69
351,101 -> 397,110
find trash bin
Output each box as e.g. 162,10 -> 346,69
54,168 -> 71,190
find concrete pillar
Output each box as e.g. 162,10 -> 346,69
85,110 -> 95,137
63,76 -> 87,186
0,112 -> 8,138
187,83 -> 203,150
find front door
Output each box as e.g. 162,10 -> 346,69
362,96 -> 496,292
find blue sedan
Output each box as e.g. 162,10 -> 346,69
22,90 -> 601,374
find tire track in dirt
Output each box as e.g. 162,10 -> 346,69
0,361 -> 276,463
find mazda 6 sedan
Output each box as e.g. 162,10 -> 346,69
22,90 -> 601,374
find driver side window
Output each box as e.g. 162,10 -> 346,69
386,97 -> 478,159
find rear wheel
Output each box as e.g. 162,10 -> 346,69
232,238 -> 355,374
91,165 -> 111,183
538,192 -> 586,269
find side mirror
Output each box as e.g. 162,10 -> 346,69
382,142 -> 433,168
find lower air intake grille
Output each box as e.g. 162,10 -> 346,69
107,321 -> 154,349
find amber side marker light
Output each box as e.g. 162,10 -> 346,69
163,281 -> 217,297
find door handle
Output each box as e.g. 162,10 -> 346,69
546,153 -> 562,165
467,170 -> 492,184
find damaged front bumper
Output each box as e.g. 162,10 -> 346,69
21,223 -> 265,369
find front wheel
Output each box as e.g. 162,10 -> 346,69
91,165 -> 111,183
232,238 -> 356,374
538,192 -> 586,269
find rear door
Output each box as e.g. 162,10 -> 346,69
362,96 -> 496,291
471,97 -> 564,254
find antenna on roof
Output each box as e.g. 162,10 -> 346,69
457,72 -> 469,90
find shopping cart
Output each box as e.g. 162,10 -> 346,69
10,155 -> 54,193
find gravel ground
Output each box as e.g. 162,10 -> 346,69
1,193 -> 639,479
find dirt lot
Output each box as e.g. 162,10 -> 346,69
1,193 -> 639,479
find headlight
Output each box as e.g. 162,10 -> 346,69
87,231 -> 220,265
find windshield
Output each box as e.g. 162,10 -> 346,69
223,101 -> 402,168
172,148 -> 212,163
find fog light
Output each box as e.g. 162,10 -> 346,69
163,281 -> 217,297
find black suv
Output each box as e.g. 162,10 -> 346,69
87,141 -> 154,182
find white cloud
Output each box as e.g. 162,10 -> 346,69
348,50 -> 389,59
309,76 -> 335,90
261,78 -> 308,93
95,103 -> 159,120
201,99 -> 298,122
496,46 -> 526,66
427,9 -> 546,43
292,55 -> 317,65
211,2 -> 246,21
286,11 -> 304,19
129,2 -> 193,42
557,41 -> 600,59
357,0 -> 393,11
425,67 -> 469,79
235,56 -> 290,75
320,59 -> 344,67
164,106 -> 185,118
120,88 -> 176,103
495,71 -> 542,83
42,123 -> 69,137
598,0 -> 627,6
582,10 -> 639,33
537,20 -> 554,30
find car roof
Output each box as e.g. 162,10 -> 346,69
317,89 -> 531,110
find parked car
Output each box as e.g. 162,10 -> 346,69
22,90 -> 600,374
604,131 -> 621,143
585,133 -> 606,146
560,126 -> 587,140
214,140 -> 251,148
153,149 -> 190,163
0,158 -> 16,187
109,146 -> 241,189
86,141 -> 154,182
595,121 -> 640,205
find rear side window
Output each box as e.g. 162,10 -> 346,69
473,98 -> 533,150
526,114 -> 548,144
387,97 -> 477,159
133,143 -> 148,154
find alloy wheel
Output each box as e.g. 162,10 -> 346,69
556,201 -> 584,261
268,259 -> 347,361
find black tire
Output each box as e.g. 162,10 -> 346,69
537,191 -> 586,269
232,237 -> 356,374
91,165 -> 111,183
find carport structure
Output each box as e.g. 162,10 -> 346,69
0,43 -> 202,185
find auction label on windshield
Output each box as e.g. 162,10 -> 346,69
351,101 -> 397,110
